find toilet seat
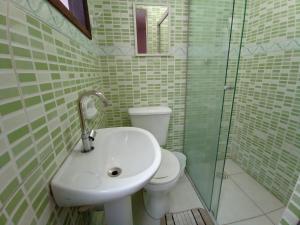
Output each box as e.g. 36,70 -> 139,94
150,149 -> 180,184
145,149 -> 180,189
143,149 -> 180,218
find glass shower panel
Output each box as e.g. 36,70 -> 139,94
184,0 -> 236,209
210,0 -> 247,216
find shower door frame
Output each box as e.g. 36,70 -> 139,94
183,0 -> 248,219
210,0 -> 248,217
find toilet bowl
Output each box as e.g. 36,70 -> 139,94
143,149 -> 180,219
128,106 -> 181,218
172,151 -> 186,178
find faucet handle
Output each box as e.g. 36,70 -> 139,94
88,129 -> 97,141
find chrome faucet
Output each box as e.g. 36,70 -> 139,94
78,90 -> 111,152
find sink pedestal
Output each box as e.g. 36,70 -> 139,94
104,196 -> 133,225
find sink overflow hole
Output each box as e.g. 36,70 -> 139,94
108,167 -> 122,177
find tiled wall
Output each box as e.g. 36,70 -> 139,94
0,0 -> 106,224
280,175 -> 300,225
1,0 -> 188,224
228,0 -> 300,204
90,0 -> 189,152
1,0 -> 298,225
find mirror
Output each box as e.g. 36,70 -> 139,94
134,4 -> 170,56
48,0 -> 92,39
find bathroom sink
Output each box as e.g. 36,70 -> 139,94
51,127 -> 161,208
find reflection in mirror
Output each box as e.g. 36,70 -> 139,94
134,5 -> 169,55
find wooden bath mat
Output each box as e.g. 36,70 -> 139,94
161,208 -> 214,225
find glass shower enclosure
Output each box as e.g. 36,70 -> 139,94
184,0 -> 247,218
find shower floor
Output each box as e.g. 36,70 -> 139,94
217,159 -> 285,225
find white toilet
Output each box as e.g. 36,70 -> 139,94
128,106 -> 181,219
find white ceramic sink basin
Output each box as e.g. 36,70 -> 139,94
51,127 -> 161,208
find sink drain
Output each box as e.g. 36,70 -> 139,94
108,167 -> 122,177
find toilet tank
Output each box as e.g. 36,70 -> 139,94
128,106 -> 172,146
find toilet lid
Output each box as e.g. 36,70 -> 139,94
149,149 -> 180,185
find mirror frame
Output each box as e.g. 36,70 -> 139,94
133,3 -> 171,57
48,0 -> 92,39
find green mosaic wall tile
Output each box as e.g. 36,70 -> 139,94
0,152 -> 10,168
0,58 -> 12,69
228,0 -> 300,205
0,43 -> 9,54
7,125 -> 30,144
92,0 -> 188,152
0,87 -> 19,100
0,1 -> 105,225
0,100 -> 23,116
0,178 -> 20,206
6,190 -> 25,215
0,213 -> 7,224
2,0 -> 297,225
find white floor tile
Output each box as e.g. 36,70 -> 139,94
169,174 -> 204,213
230,173 -> 284,213
224,159 -> 244,175
267,208 -> 285,225
228,215 -> 274,225
217,179 -> 263,225
132,173 -> 203,225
